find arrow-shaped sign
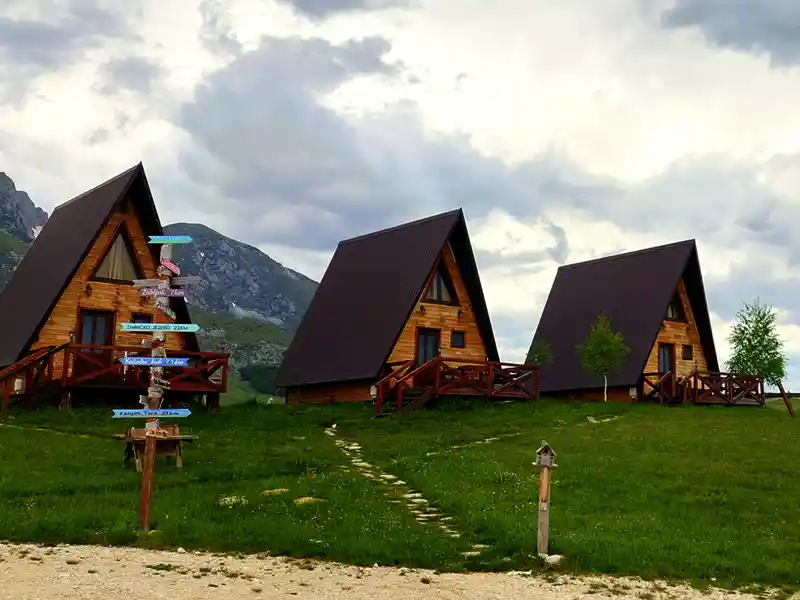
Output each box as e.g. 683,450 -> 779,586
112,408 -> 192,418
149,235 -> 193,244
140,287 -> 186,298
160,258 -> 180,275
120,323 -> 200,333
132,278 -> 161,289
171,276 -> 200,286
120,356 -> 190,367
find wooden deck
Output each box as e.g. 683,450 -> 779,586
375,356 -> 540,416
0,343 -> 228,414
639,369 -> 765,406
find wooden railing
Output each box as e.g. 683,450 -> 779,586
375,357 -> 540,415
0,344 -> 69,417
681,371 -> 765,406
1,344 -> 229,414
640,371 -> 675,404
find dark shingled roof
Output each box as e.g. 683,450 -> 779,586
275,208 -> 499,388
0,163 -> 198,366
530,239 -> 719,392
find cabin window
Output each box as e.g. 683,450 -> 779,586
424,262 -> 457,304
682,344 -> 693,361
451,330 -> 466,349
94,231 -> 141,282
131,313 -> 152,324
665,292 -> 685,321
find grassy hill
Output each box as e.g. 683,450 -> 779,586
2,399 -> 799,594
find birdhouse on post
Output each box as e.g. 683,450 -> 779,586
534,441 -> 557,469
533,440 -> 556,557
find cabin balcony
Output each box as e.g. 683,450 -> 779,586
375,356 -> 540,415
0,343 -> 229,412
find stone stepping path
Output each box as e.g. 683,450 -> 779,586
423,432 -> 524,457
325,424 -> 491,559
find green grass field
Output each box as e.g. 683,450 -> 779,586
1,399 -> 799,593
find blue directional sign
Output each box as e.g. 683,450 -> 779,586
120,356 -> 190,367
112,408 -> 192,418
120,323 -> 200,333
148,235 -> 193,244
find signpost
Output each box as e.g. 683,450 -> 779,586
120,323 -> 200,332
120,357 -> 190,367
149,235 -> 193,244
160,258 -> 180,275
117,234 -> 201,532
113,408 -> 191,418
140,287 -> 186,298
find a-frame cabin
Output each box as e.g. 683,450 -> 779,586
529,240 -> 720,403
0,164 -> 228,412
275,209 -> 539,411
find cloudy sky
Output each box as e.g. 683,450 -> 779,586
3,0 -> 800,387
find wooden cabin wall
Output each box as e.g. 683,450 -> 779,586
387,243 -> 488,364
643,278 -> 709,378
285,380 -> 373,404
30,198 -> 187,375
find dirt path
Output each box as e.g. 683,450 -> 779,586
0,542 -> 768,600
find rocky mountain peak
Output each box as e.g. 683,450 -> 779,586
164,222 -> 318,331
0,173 -> 48,243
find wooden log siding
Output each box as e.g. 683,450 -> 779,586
285,380 -> 373,404
643,278 -> 709,378
29,199 -> 187,378
387,242 -> 488,364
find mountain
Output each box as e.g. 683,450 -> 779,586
0,173 -> 47,242
0,173 -> 320,396
163,223 -> 317,331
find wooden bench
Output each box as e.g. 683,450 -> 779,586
113,424 -> 198,471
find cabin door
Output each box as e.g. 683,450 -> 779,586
415,328 -> 440,386
75,309 -> 114,377
658,343 -> 675,374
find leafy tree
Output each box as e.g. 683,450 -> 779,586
576,313 -> 631,402
525,339 -> 554,366
726,299 -> 786,386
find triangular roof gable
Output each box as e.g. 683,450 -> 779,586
275,208 -> 499,388
0,163 -> 198,365
531,239 -> 718,392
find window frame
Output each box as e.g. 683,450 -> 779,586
450,330 -> 466,349
682,344 -> 693,361
91,223 -> 145,284
665,292 -> 686,322
423,261 -> 459,306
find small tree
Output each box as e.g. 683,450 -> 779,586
525,338 -> 554,367
576,313 -> 631,402
726,298 -> 786,386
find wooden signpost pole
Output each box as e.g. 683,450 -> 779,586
139,243 -> 173,532
131,235 -> 198,532
533,441 -> 557,557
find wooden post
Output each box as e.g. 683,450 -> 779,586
139,434 -> 156,531
1,379 -> 9,420
139,244 -> 173,533
533,440 -> 557,556
777,380 -> 795,419
538,464 -> 551,555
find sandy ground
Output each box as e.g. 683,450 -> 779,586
0,542 -> 771,600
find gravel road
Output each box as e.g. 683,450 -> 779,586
0,542 -> 769,600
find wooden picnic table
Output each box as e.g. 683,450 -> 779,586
113,424 -> 198,471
